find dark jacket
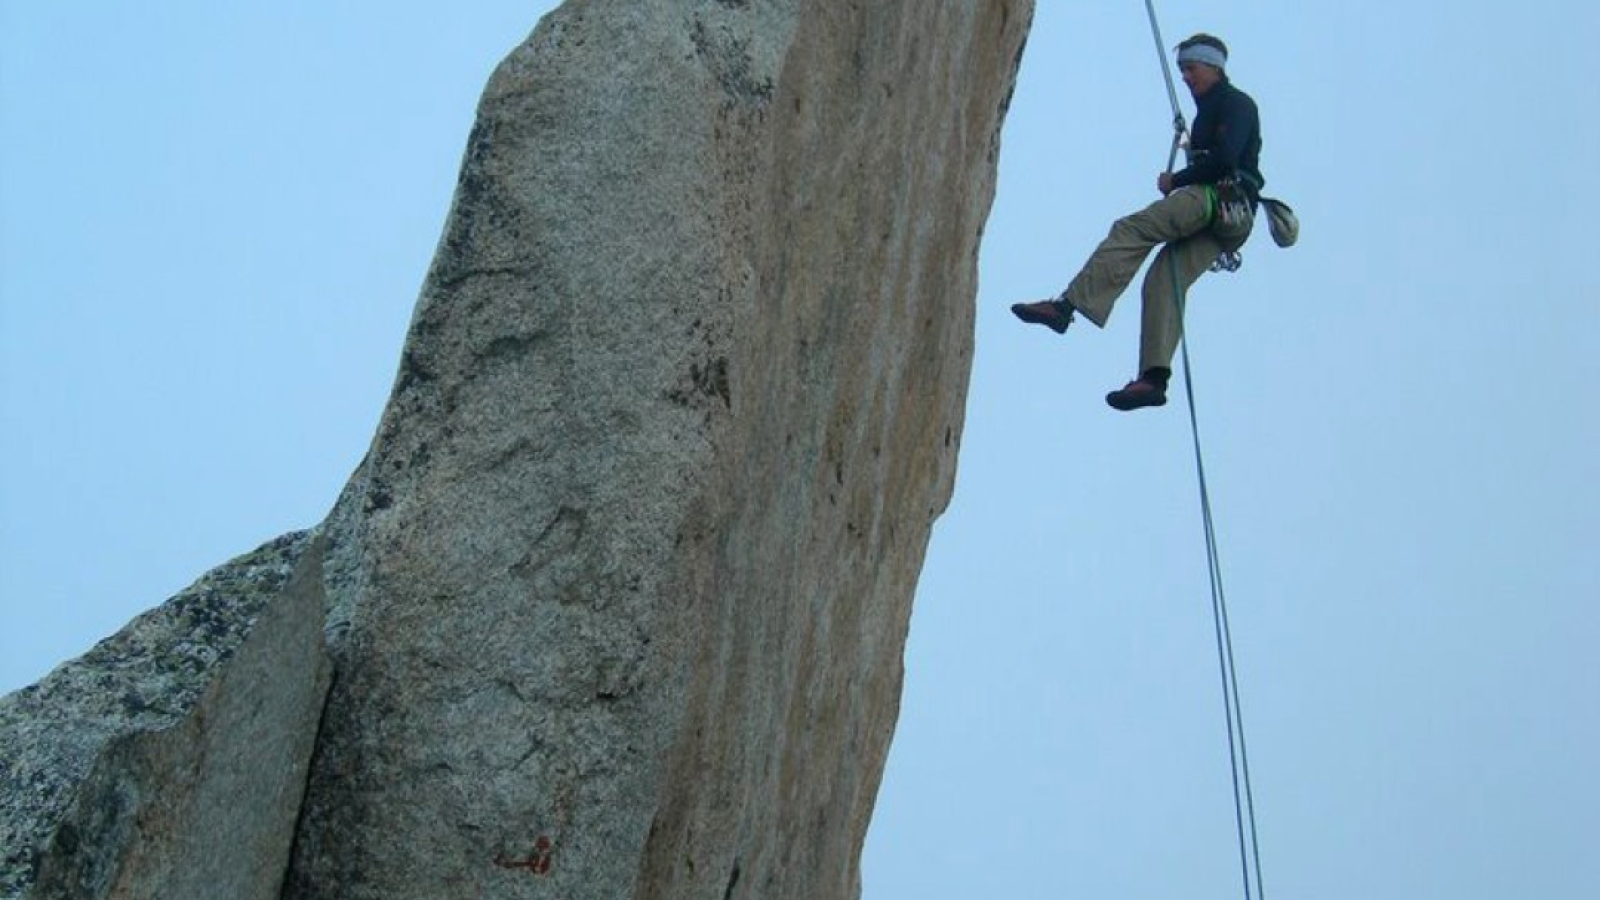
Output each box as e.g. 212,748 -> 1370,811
1171,77 -> 1264,195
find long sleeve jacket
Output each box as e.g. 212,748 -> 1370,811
1171,78 -> 1265,195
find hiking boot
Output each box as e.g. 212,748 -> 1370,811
1010,297 -> 1075,334
1105,378 -> 1168,411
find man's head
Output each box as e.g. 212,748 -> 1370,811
1176,33 -> 1228,96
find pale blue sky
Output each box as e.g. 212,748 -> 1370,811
4,3 -> 1596,899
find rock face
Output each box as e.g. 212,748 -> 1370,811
288,3 -> 1031,897
0,534 -> 329,900
1,2 -> 1032,898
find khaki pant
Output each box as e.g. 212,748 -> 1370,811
1064,186 -> 1231,372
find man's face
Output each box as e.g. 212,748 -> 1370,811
1179,61 -> 1223,96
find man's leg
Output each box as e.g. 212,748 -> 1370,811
1105,229 -> 1222,411
1137,229 -> 1222,374
1060,186 -> 1213,327
1012,187 -> 1214,333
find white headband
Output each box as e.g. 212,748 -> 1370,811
1177,44 -> 1227,70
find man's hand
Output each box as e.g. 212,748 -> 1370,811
1157,172 -> 1176,195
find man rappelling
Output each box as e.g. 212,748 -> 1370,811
1011,33 -> 1265,411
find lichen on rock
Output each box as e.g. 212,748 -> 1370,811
0,533 -> 329,900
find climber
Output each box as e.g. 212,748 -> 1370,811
1011,32 -> 1264,411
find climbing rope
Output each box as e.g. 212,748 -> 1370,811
1141,0 -> 1188,171
1140,3 -> 1268,900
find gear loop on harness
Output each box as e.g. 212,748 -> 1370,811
1209,250 -> 1243,273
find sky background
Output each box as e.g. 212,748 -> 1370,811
3,2 -> 1597,899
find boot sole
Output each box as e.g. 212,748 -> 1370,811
1010,303 -> 1071,334
1106,391 -> 1168,411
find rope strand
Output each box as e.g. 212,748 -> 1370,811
1142,0 -> 1185,128
1178,329 -> 1263,900
1142,1 -> 1267,898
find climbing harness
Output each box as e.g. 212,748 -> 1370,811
1141,3 -> 1268,900
1207,179 -> 1254,272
